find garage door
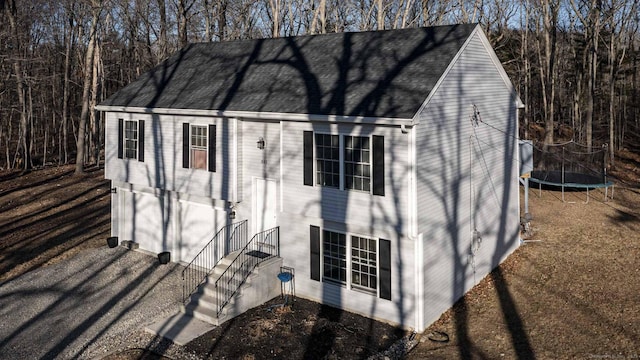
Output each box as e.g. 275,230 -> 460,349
122,190 -> 166,255
177,201 -> 228,263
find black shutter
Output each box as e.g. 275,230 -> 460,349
310,225 -> 321,281
379,238 -> 391,300
303,131 -> 313,186
182,123 -> 189,169
117,119 -> 123,159
138,120 -> 145,162
372,135 -> 385,196
208,124 -> 216,172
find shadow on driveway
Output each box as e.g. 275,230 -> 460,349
0,246 -> 182,359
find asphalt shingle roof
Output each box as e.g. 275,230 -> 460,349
100,23 -> 477,119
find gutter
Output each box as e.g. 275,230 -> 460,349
94,105 -> 415,127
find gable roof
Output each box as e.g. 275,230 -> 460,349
99,24 -> 478,120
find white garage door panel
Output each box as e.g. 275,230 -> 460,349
178,201 -> 228,263
122,191 -> 166,254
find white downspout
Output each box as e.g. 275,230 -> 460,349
404,124 -> 424,331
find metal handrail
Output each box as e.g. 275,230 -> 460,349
181,220 -> 248,303
214,226 -> 280,317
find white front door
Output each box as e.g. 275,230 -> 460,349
254,178 -> 277,233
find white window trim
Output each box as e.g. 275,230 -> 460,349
343,135 -> 372,193
189,124 -> 208,170
313,133 -> 373,194
321,228 -> 379,296
123,119 -> 138,160
313,132 -> 341,189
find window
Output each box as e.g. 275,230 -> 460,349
344,136 -> 371,192
303,131 -> 384,196
182,123 -> 215,172
124,120 -> 138,159
190,125 -> 207,170
310,225 -> 391,300
315,134 -> 339,188
118,119 -> 144,161
322,230 -> 346,284
351,236 -> 377,291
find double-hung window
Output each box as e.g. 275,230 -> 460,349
118,119 -> 144,161
344,136 -> 371,192
182,123 -> 216,172
351,235 -> 377,291
303,131 -> 384,196
315,228 -> 383,296
124,121 -> 138,159
322,230 -> 347,284
190,125 -> 208,170
315,134 -> 340,188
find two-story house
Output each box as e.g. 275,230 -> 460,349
96,23 -> 523,332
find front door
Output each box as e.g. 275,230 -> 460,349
254,178 -> 277,233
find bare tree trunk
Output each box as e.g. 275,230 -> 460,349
377,0 -> 385,30
4,0 -> 31,171
310,0 -> 327,34
521,1 -> 530,139
75,2 -> 101,175
157,0 -> 168,58
178,0 -> 194,47
89,41 -> 101,166
270,0 -> 280,37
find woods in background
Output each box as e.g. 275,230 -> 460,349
1,0 -> 638,172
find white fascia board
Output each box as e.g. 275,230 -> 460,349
94,105 -> 414,126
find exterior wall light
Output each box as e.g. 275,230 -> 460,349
229,210 -> 236,220
257,137 -> 265,149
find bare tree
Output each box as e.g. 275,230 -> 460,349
3,0 -> 31,170
75,0 -> 102,174
532,0 -> 560,145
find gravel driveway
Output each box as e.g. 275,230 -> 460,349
0,246 -> 189,359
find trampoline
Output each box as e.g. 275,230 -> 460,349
526,141 -> 614,203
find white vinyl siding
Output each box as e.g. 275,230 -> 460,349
281,121 -> 410,232
279,120 -> 416,329
277,214 -> 417,329
105,113 -> 236,201
414,32 -> 521,328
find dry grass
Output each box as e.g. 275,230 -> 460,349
411,182 -> 640,359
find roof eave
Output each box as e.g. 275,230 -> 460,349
94,105 -> 415,126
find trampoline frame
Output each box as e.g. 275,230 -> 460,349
528,170 -> 614,203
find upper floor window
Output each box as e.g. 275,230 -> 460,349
303,131 -> 384,196
315,134 -> 339,188
344,136 -> 370,192
182,123 -> 216,172
124,121 -> 138,159
190,125 -> 208,170
118,119 -> 144,162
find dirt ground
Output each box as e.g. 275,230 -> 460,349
1,149 -> 639,359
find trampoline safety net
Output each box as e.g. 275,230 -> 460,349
531,140 -> 610,187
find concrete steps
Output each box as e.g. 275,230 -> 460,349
181,253 -> 283,326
